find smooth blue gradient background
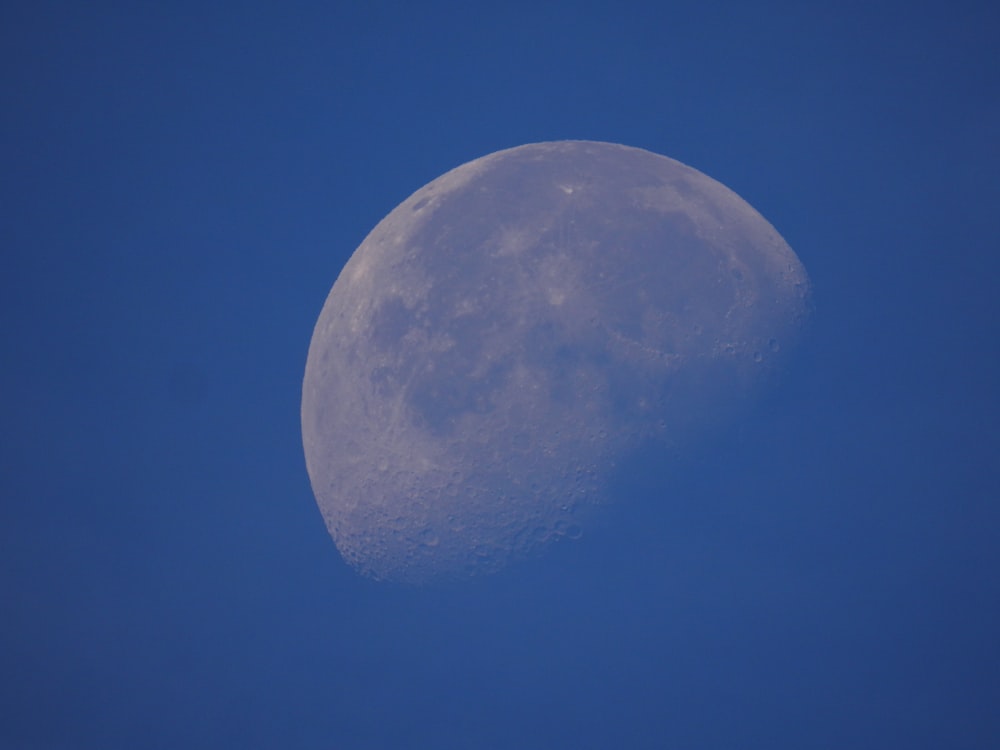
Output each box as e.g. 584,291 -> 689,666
3,2 -> 998,748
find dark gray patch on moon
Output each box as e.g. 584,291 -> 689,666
301,141 -> 810,583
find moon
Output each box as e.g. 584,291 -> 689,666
302,141 -> 810,583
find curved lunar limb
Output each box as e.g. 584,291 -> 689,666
302,141 -> 810,583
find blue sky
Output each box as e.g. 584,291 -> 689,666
2,2 -> 998,748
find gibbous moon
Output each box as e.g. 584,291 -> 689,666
302,141 -> 810,583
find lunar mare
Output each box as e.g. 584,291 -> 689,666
302,141 -> 810,583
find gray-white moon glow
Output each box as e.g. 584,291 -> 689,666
302,141 -> 810,584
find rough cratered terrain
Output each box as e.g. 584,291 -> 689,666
302,141 -> 810,583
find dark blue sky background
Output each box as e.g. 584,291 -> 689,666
3,2 -> 998,748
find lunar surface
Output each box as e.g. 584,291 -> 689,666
302,140 -> 810,583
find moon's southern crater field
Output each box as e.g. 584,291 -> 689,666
301,140 -> 811,583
